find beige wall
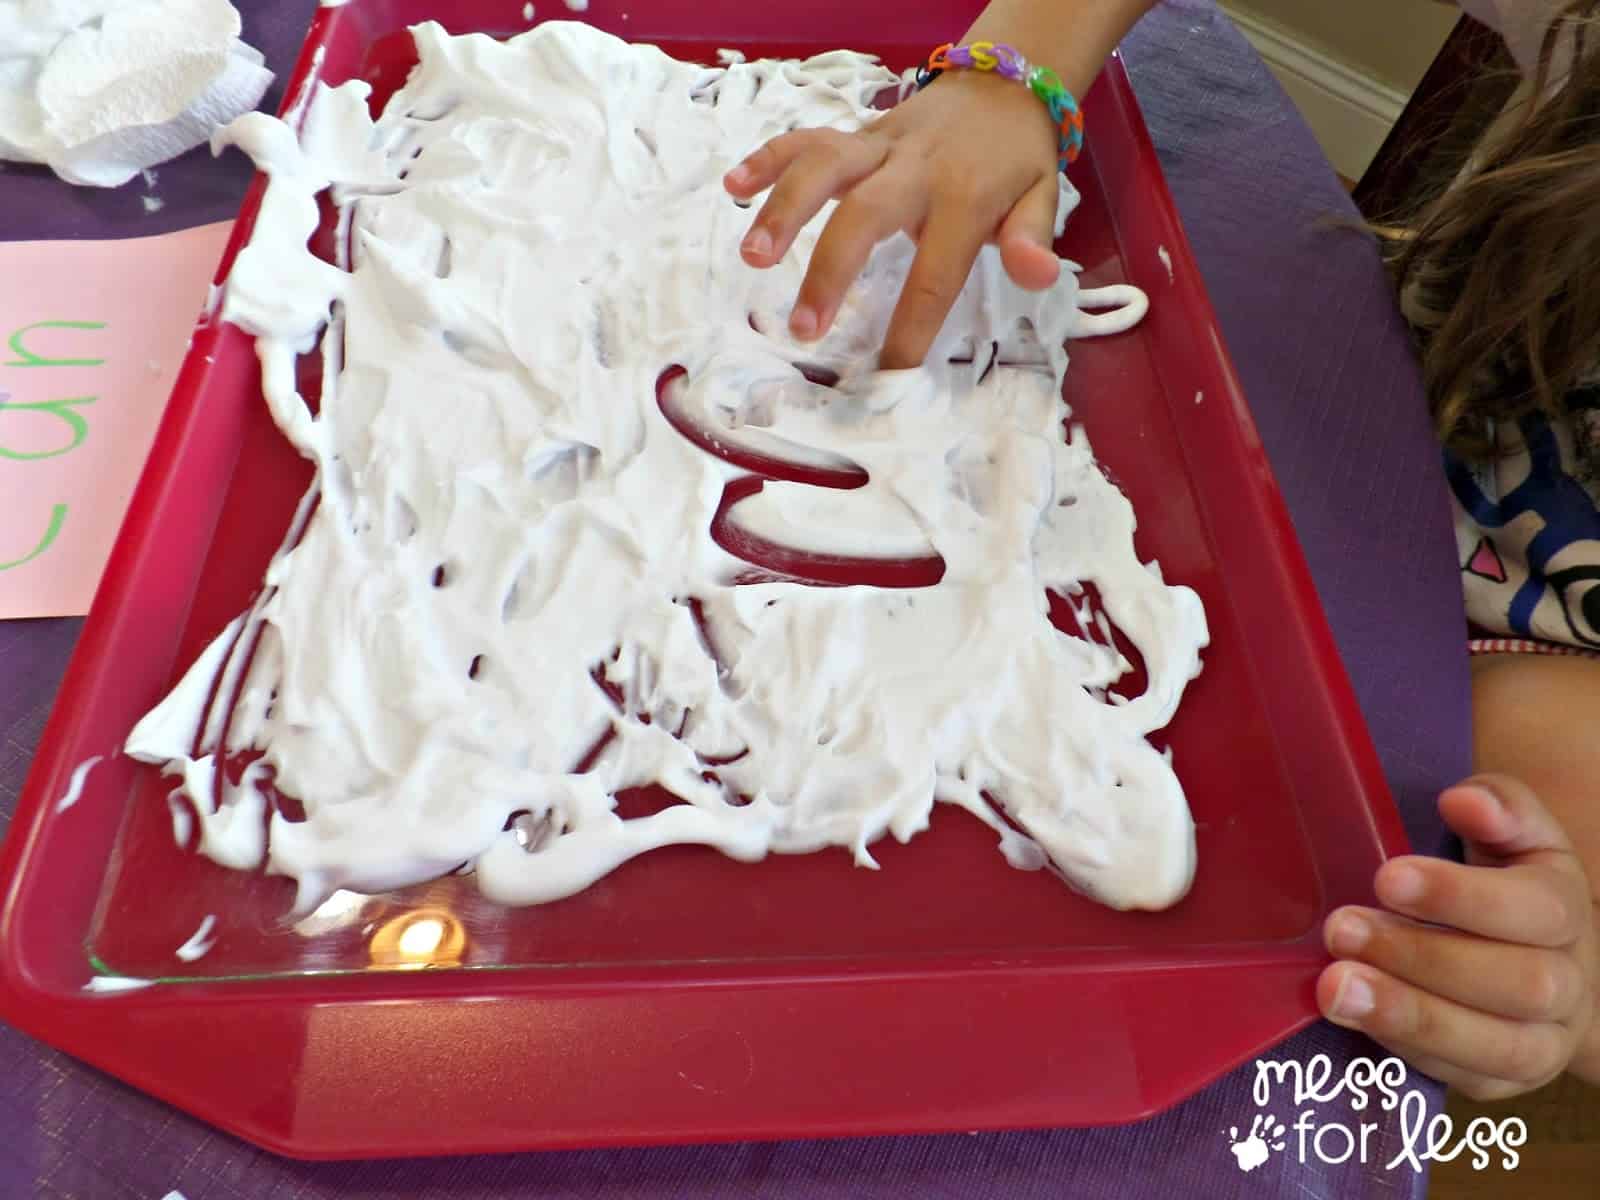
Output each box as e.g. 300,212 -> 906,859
1228,0 -> 1461,90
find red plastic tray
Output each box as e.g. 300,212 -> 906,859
0,0 -> 1408,1160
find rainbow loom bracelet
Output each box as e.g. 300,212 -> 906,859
914,41 -> 1085,172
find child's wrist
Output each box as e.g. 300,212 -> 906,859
915,40 -> 1084,170
961,0 -> 1152,98
931,66 -> 1059,156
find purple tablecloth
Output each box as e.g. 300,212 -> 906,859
0,2 -> 1471,1197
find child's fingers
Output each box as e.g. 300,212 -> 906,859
1324,905 -> 1588,1024
1440,773 -> 1583,870
880,202 -> 991,369
996,174 -> 1062,292
1375,1045 -> 1527,1104
1317,960 -> 1570,1091
792,172 -> 926,341
740,133 -> 885,267
1373,855 -> 1588,949
725,132 -> 815,198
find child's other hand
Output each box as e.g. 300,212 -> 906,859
1318,774 -> 1598,1100
723,69 -> 1062,369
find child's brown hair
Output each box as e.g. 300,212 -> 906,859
1385,2 -> 1600,461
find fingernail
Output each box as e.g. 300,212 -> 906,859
789,304 -> 818,339
725,163 -> 752,187
742,228 -> 773,261
1384,863 -> 1425,905
1327,912 -> 1371,957
1333,972 -> 1376,1020
1462,778 -> 1508,813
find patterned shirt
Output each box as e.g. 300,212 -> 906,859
1448,406 -> 1600,650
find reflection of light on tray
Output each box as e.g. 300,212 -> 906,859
368,907 -> 466,969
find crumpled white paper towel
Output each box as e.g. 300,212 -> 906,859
0,0 -> 273,186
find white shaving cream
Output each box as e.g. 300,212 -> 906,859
175,913 -> 218,961
55,754 -> 103,812
126,22 -> 1207,914
84,974 -> 154,993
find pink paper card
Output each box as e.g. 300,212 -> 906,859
0,221 -> 233,619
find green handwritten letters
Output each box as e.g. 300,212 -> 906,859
1,320 -> 104,574
0,502 -> 67,570
5,320 -> 107,368
0,395 -> 94,460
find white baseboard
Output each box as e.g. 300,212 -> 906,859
1222,5 -> 1410,181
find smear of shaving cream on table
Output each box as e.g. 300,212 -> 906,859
55,754 -> 103,812
84,974 -> 155,993
174,913 -> 218,961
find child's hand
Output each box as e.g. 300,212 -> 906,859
1318,774 -> 1599,1100
723,69 -> 1063,369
